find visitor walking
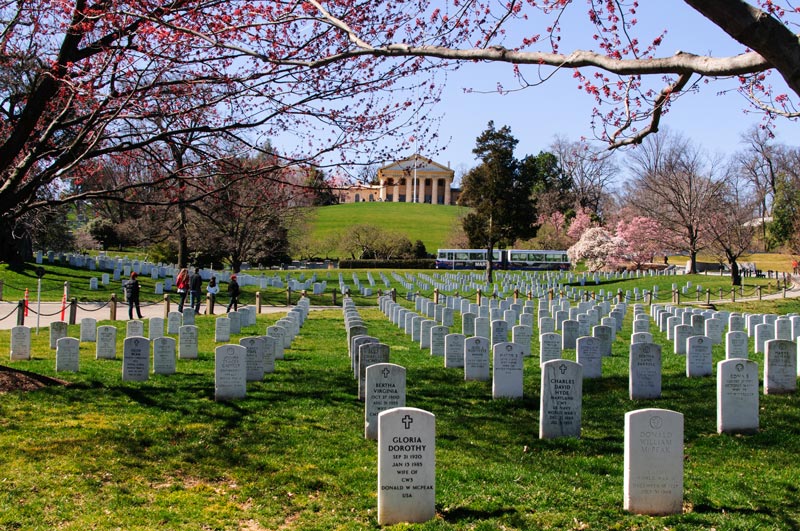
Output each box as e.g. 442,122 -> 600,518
125,272 -> 143,320
206,276 -> 219,315
189,267 -> 203,313
176,268 -> 189,313
226,274 -> 240,313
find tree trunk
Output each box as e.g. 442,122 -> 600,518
177,203 -> 188,268
0,219 -> 31,266
729,259 -> 741,286
689,250 -> 698,274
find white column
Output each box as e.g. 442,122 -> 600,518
379,179 -> 386,201
405,179 -> 412,202
393,183 -> 399,202
444,177 -> 452,205
432,178 -> 439,205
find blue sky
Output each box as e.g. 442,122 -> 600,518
414,2 -> 800,183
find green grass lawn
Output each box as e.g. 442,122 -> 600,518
1,265 -> 799,529
308,202 -> 466,254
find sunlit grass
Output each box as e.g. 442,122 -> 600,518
1,293 -> 799,529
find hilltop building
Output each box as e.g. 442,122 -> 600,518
336,155 -> 459,205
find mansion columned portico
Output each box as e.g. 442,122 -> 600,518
337,155 -> 457,205
376,155 -> 454,205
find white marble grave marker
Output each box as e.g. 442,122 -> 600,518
764,339 -> 797,394
377,407 -> 435,525
365,363 -> 406,440
10,326 -> 31,360
179,325 -> 199,359
464,336 -> 490,381
539,360 -> 583,439
492,342 -> 524,399
214,344 -> 247,401
96,325 -> 117,360
629,343 -> 662,400
80,318 -> 97,342
55,337 -> 80,372
624,409 -> 683,515
152,336 -> 176,375
122,336 -> 150,381
717,359 -> 759,434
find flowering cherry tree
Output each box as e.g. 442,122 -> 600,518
615,216 -> 664,269
567,227 -> 626,272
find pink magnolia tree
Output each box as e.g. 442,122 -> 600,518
566,208 -> 598,243
615,216 -> 665,269
568,227 -> 626,272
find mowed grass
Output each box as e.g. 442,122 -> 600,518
1,269 -> 800,529
307,202 -> 466,253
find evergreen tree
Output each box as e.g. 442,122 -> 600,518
458,122 -> 537,282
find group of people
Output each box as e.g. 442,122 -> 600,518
125,267 -> 240,320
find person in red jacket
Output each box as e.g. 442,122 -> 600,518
175,268 -> 189,312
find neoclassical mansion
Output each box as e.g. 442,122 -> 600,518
336,155 -> 459,205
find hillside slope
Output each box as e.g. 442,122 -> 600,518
308,202 -> 466,254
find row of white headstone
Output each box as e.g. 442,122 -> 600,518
346,296 -> 688,521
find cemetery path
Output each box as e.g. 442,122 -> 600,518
0,301 -> 337,330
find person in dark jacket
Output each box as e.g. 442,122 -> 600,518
125,272 -> 143,320
226,274 -> 240,313
189,267 -> 203,313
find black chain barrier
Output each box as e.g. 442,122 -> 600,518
0,305 -> 19,322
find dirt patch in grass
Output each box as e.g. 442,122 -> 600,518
0,365 -> 69,393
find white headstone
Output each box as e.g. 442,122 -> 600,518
539,360 -> 583,439
10,326 -> 31,360
673,325 -> 692,355
686,336 -> 713,377
492,342 -> 524,399
365,363 -> 406,440
359,343 -> 390,401
96,325 -> 117,360
122,336 -> 150,381
49,321 -> 68,350
152,336 -> 176,375
178,325 -> 199,359
215,317 -> 231,343
511,325 -> 532,357
461,313 -> 476,336
148,317 -> 165,341
55,337 -> 80,372
240,336 -> 265,381
215,344 -> 247,400
754,322 -> 774,354
490,320 -> 508,346
631,332 -> 653,345
464,336 -> 490,382
717,359 -> 759,434
624,408 -> 684,515
474,317 -> 490,340
561,320 -> 579,350
126,320 -> 144,338
576,336 -> 602,379
444,333 -> 465,368
167,311 -> 182,335
764,339 -> 797,394
430,326 -> 447,357
377,407 -> 435,525
725,331 -> 749,359
80,318 -> 97,342
261,335 -> 277,373
629,343 -> 662,400
540,332 -> 563,365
